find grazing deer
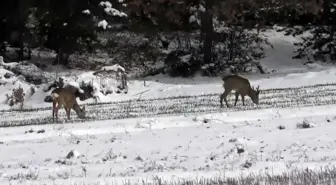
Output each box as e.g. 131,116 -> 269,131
219,75 -> 260,108
51,88 -> 86,122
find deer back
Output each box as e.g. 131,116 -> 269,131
222,75 -> 251,94
62,89 -> 86,118
60,89 -> 77,106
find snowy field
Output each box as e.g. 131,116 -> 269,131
2,105 -> 336,185
2,30 -> 336,184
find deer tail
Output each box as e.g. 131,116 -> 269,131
51,93 -> 59,100
221,77 -> 226,88
222,75 -> 230,85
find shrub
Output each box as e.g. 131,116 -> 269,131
5,85 -> 25,109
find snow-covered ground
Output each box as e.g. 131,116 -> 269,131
1,30 -> 336,184
1,105 -> 336,184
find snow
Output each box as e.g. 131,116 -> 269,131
99,1 -> 112,8
0,67 -> 126,110
180,54 -> 192,64
305,62 -> 322,69
99,1 -> 127,17
189,6 -> 197,12
104,7 -> 127,17
98,20 -> 108,29
198,5 -> 205,12
0,56 -> 19,68
2,105 -> 336,184
82,9 -> 91,15
100,64 -> 125,72
2,29 -> 336,184
65,81 -> 85,94
189,15 -> 197,23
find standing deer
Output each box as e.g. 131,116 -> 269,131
219,75 -> 260,108
51,88 -> 86,122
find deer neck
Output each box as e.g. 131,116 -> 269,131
247,88 -> 255,98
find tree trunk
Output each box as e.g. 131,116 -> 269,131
54,48 -> 70,66
201,0 -> 214,64
18,31 -> 24,61
322,0 -> 336,61
322,0 -> 330,25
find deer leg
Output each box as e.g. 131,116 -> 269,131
241,95 -> 245,106
55,104 -> 61,122
234,92 -> 239,106
67,108 -> 71,120
65,108 -> 71,120
220,93 -> 225,108
52,102 -> 56,122
223,90 -> 231,108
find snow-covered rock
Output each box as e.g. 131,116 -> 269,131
101,64 -> 125,72
66,149 -> 82,159
98,20 -> 108,29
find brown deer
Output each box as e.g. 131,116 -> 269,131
219,75 -> 260,108
51,88 -> 86,122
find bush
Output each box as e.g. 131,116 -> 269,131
293,26 -> 336,63
162,27 -> 271,77
296,119 -> 315,129
164,50 -> 201,77
208,26 -> 272,76
5,85 -> 25,109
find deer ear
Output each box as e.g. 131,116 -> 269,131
82,106 -> 85,111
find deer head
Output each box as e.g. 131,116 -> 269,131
76,105 -> 86,119
250,85 -> 260,104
